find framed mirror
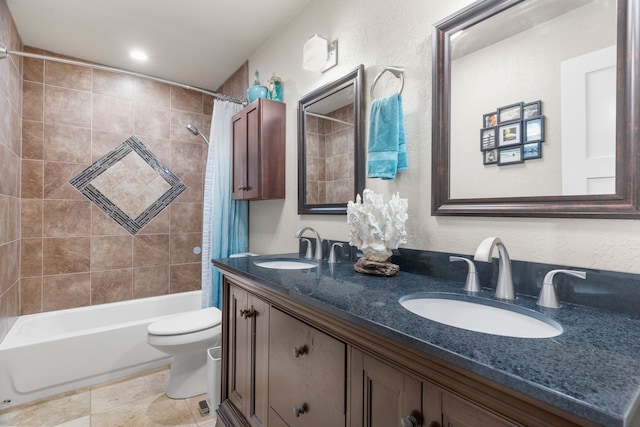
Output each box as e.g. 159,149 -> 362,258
298,64 -> 365,214
432,0 -> 640,218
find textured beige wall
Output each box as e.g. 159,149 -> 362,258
246,0 -> 640,275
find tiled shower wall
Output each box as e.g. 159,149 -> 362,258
305,105 -> 355,204
19,51 -> 248,314
0,0 -> 22,342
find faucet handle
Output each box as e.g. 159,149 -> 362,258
329,242 -> 343,264
449,256 -> 481,293
301,238 -> 313,259
537,269 -> 586,308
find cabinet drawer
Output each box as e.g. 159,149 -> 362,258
269,308 -> 346,427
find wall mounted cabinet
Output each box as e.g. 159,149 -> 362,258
231,99 -> 285,200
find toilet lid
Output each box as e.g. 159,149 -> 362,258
148,307 -> 222,335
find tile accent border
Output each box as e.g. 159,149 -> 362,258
70,136 -> 186,234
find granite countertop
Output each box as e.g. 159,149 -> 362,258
213,254 -> 640,427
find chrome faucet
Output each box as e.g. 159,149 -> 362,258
473,237 -> 514,300
537,269 -> 586,308
295,226 -> 323,261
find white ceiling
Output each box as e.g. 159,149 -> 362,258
6,0 -> 311,91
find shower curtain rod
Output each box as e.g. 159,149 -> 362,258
305,111 -> 354,127
0,44 -> 245,105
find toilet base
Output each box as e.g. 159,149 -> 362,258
165,351 -> 208,399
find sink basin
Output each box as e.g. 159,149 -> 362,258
399,293 -> 562,338
254,260 -> 318,270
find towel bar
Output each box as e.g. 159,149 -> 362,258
370,66 -> 404,98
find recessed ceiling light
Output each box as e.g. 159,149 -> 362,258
130,50 -> 148,61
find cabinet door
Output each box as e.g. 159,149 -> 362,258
350,349 -> 423,427
441,392 -> 517,427
232,111 -> 248,199
269,308 -> 346,427
244,104 -> 260,200
226,284 -> 269,427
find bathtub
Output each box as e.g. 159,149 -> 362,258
0,290 -> 203,409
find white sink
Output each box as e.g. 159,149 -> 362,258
399,293 -> 562,338
254,260 -> 318,270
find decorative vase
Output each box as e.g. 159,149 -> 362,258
247,69 -> 268,103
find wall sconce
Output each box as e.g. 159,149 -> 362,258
303,34 -> 338,72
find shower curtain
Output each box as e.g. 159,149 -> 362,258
201,100 -> 247,308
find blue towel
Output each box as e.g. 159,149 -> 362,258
367,93 -> 407,179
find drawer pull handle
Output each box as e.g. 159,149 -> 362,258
294,403 -> 308,417
240,308 -> 255,319
293,345 -> 308,357
400,415 -> 418,427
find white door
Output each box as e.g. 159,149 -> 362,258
561,46 -> 616,195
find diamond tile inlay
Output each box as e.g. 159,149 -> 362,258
69,136 -> 186,234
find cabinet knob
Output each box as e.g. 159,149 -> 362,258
294,403 -> 308,417
293,345 -> 308,358
400,415 -> 418,427
240,307 -> 255,319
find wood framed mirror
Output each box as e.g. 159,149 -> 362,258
298,64 -> 365,214
432,0 -> 640,218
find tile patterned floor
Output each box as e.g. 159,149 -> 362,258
0,366 -> 216,426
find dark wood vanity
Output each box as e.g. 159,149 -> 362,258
213,261 -> 614,427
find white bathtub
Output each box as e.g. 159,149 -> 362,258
0,290 -> 203,409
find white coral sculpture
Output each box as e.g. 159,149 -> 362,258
347,189 -> 408,262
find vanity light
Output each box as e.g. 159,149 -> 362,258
302,34 -> 337,72
130,49 -> 148,61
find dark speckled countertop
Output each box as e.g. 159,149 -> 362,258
213,253 -> 640,427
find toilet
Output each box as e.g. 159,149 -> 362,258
147,307 -> 222,399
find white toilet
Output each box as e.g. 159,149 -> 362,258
147,307 -> 222,399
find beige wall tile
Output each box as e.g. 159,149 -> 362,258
22,119 -> 44,159
170,141 -> 204,174
43,199 -> 91,237
20,238 -> 42,278
22,81 -> 43,121
20,277 -> 43,314
91,269 -> 133,304
133,78 -> 170,107
43,161 -> 87,200
171,87 -> 203,113
21,159 -> 43,199
133,266 -> 169,298
23,57 -> 44,83
43,272 -> 91,311
92,94 -> 133,133
175,172 -> 203,203
44,123 -> 91,163
133,234 -> 170,267
91,235 -> 133,271
44,86 -> 92,127
133,102 -> 170,139
170,202 -> 203,233
45,61 -> 92,91
170,110 -> 202,144
0,144 -> 19,197
170,233 -> 202,264
137,208 -> 170,235
170,263 -> 200,293
91,205 -> 130,236
43,237 -> 90,275
21,199 -> 42,238
91,130 -> 132,162
0,240 -> 19,294
93,69 -> 134,99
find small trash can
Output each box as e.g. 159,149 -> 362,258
206,346 -> 222,410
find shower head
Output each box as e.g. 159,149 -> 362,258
186,124 -> 209,144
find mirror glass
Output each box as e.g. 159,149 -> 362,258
432,0 -> 640,217
298,64 -> 364,214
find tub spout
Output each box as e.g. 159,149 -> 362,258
473,237 -> 514,300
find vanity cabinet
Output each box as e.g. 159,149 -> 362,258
231,98 -> 285,200
216,269 -> 597,427
269,308 -> 346,427
224,283 -> 269,427
350,349 -> 422,427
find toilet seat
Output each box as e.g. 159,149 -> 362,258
148,307 -> 221,336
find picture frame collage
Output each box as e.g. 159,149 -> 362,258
480,100 -> 545,166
